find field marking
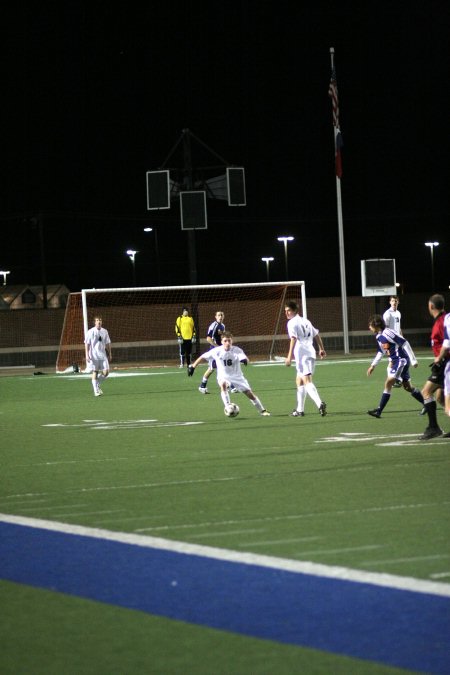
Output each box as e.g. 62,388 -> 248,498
135,500 -> 450,533
317,431 -> 450,447
360,554 -> 450,566
42,419 -> 204,430
236,536 -> 323,547
189,528 -> 267,539
2,513 -> 450,598
431,572 -> 450,579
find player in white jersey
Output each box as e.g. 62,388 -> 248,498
383,296 -> 402,334
84,316 -> 112,396
383,296 -> 402,386
188,332 -> 270,416
284,300 -> 327,417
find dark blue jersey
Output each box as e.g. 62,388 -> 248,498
375,328 -> 409,364
207,321 -> 225,347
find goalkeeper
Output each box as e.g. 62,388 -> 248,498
175,307 -> 196,368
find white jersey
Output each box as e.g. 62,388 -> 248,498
383,308 -> 401,333
287,315 -> 319,358
443,312 -> 450,350
85,326 -> 111,361
200,344 -> 247,381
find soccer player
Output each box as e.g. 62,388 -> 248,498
383,296 -> 402,387
284,300 -> 327,417
84,316 -> 111,397
198,310 -> 226,394
419,294 -> 448,440
188,331 -> 270,416
175,307 -> 196,368
383,296 -> 402,334
366,315 -> 424,418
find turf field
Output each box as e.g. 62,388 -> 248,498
1,355 -> 449,674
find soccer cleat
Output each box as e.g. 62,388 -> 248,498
198,386 -> 209,394
419,406 -> 427,416
319,402 -> 327,417
367,408 -> 381,418
290,410 -> 304,417
418,427 -> 443,440
442,431 -> 450,438
230,387 -> 238,393
260,410 -> 271,416
94,390 -> 103,397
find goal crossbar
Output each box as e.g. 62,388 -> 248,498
56,281 -> 306,372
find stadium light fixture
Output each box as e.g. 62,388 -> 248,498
261,257 -> 274,282
126,249 -> 138,286
277,236 -> 294,281
0,270 -> 11,285
143,227 -> 161,284
424,242 -> 439,290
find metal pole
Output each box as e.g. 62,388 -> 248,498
329,48 -> 350,354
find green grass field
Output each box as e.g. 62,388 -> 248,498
1,355 -> 449,674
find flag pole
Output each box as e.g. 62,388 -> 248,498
329,47 -> 350,354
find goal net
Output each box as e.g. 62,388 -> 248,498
56,281 -> 306,372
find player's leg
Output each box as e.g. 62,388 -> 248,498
302,358 -> 327,416
244,389 -> 270,416
199,362 -> 214,393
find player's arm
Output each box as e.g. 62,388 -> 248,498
367,349 -> 383,376
285,336 -> 296,366
187,352 -> 209,375
314,333 -> 326,359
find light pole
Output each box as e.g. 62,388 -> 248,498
277,236 -> 294,280
261,257 -> 274,282
126,249 -> 138,286
0,270 -> 11,285
424,242 -> 439,290
144,227 -> 160,284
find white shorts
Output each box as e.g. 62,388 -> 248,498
295,355 -> 316,377
218,374 -> 250,392
444,360 -> 450,398
90,357 -> 109,373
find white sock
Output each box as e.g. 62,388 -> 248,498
221,390 -> 231,406
296,385 -> 306,412
305,382 -> 321,408
251,397 -> 264,412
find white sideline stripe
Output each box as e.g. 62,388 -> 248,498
1,513 -> 450,598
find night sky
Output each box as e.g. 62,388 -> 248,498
3,2 -> 449,297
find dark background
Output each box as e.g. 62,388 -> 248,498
2,1 -> 449,296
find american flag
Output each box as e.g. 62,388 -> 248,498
329,66 -> 343,178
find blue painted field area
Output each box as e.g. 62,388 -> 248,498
1,518 -> 449,674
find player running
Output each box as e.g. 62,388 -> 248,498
188,332 -> 270,416
366,314 -> 424,418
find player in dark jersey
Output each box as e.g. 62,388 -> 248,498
366,315 -> 424,418
419,294 -> 448,439
198,311 -> 226,394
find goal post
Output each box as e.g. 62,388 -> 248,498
56,281 -> 306,372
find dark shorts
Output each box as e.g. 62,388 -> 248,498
427,363 -> 445,387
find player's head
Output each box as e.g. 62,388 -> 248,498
215,311 -> 224,321
389,296 -> 399,308
368,314 -> 385,333
182,307 -> 189,316
94,316 -> 103,327
221,331 -> 233,349
284,300 -> 299,317
428,294 -> 445,315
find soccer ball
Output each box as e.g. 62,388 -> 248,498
224,403 -> 240,417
